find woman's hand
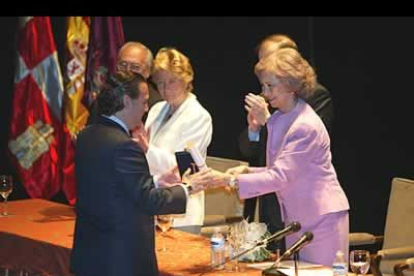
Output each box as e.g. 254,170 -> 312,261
186,169 -> 232,190
132,122 -> 149,153
226,165 -> 250,176
245,93 -> 270,126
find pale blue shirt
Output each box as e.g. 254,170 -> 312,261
248,128 -> 261,142
103,115 -> 129,134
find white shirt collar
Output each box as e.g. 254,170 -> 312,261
102,115 -> 129,134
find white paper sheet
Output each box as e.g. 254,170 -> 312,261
247,260 -> 324,270
277,268 -> 333,276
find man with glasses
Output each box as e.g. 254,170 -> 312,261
88,42 -> 162,124
116,42 -> 151,78
116,42 -> 162,109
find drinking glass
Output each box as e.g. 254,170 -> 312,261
227,222 -> 247,272
350,250 -> 370,276
157,215 -> 174,252
0,175 -> 13,217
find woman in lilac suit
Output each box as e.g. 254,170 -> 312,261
192,48 -> 349,266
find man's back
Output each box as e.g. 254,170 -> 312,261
71,116 -> 186,276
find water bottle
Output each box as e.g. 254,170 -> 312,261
332,250 -> 348,276
210,230 -> 225,270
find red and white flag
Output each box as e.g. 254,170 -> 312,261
8,17 -> 72,200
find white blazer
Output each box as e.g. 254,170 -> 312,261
145,93 -> 213,227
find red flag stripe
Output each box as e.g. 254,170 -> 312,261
9,75 -> 62,198
17,17 -> 57,70
8,16 -> 66,200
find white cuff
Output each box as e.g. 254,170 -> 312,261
178,183 -> 190,199
153,175 -> 160,188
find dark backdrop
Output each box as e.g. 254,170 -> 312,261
0,16 -> 413,237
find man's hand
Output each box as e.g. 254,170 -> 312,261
181,169 -> 207,194
157,166 -> 180,188
247,112 -> 262,133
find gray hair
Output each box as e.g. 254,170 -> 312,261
118,41 -> 154,72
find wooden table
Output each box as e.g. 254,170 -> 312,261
0,199 -> 261,276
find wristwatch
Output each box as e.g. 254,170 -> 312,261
228,176 -> 239,191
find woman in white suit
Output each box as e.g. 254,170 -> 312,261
134,47 -> 213,234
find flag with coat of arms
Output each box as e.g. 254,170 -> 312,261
8,17 -> 74,201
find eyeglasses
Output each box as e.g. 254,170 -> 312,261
117,61 -> 144,74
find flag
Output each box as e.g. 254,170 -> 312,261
83,17 -> 124,109
8,17 -> 67,199
64,16 -> 90,137
61,17 -> 91,205
60,17 -> 124,204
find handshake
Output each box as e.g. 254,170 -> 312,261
157,165 -> 251,195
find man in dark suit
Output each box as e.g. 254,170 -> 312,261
71,72 -> 198,276
239,34 -> 333,253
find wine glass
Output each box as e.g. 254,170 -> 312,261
350,250 -> 370,276
0,175 -> 13,217
157,215 -> 174,252
227,222 -> 246,272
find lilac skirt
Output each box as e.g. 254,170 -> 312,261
285,210 -> 349,266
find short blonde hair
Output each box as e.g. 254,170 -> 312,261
153,47 -> 194,93
255,48 -> 316,99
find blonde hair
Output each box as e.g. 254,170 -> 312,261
152,47 -> 194,93
255,48 -> 316,99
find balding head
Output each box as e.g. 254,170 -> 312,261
117,42 -> 153,79
258,34 -> 298,60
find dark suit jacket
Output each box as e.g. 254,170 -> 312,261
238,83 -> 333,251
70,116 -> 187,276
306,83 -> 334,134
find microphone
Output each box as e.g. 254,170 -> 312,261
263,232 -> 314,275
200,223 -> 301,276
258,222 -> 301,246
282,231 -> 314,259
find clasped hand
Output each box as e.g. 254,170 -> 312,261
183,169 -> 230,192
183,165 -> 250,192
157,165 -> 251,193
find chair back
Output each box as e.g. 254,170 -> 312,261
204,156 -> 247,218
380,178 -> 414,275
383,178 -> 414,249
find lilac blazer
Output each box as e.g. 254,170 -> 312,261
238,99 -> 349,224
